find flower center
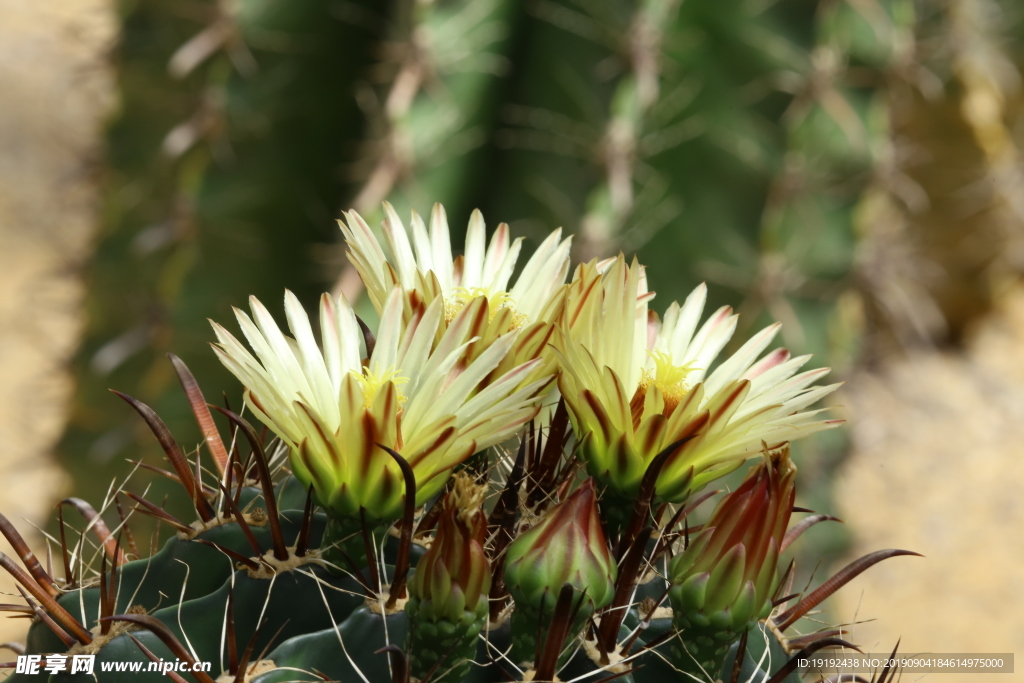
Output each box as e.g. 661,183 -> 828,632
444,286 -> 528,329
639,351 -> 698,415
351,364 -> 409,409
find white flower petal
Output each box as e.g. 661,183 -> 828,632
409,209 -> 433,273
463,209 -> 487,288
481,221 -> 510,287
284,290 -> 338,428
382,201 -> 417,287
430,203 -> 455,291
667,283 -> 707,360
704,322 -> 782,396
370,288 -> 405,371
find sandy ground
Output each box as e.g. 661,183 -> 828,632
0,0 -> 115,646
832,284 -> 1024,682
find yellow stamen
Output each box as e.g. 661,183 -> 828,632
444,286 -> 528,329
450,471 -> 488,525
639,351 -> 698,415
351,364 -> 409,408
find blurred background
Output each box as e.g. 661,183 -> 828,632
1,0 -> 1023,678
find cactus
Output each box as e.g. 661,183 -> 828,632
2,204 -> 918,682
67,0 -> 969,546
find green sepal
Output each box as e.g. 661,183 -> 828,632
704,543 -> 746,613
730,580 -> 759,628
709,607 -> 735,632
672,571 -> 709,613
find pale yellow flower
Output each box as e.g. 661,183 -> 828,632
341,202 -> 572,326
341,204 -> 572,386
556,256 -> 842,502
211,288 -> 550,522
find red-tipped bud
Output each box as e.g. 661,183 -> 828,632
504,478 -> 617,614
410,474 -> 491,621
669,445 -> 796,675
671,445 -> 795,625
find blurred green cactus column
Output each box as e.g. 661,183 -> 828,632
575,0 -> 681,260
485,0 -> 908,525
340,0 -> 520,297
737,0 -> 915,514
61,0 -> 373,492
488,0 -> 881,355
753,0 -> 916,361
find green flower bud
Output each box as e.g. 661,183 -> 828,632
505,478 -> 617,615
503,479 -> 617,667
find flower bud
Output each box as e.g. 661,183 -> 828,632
503,478 -> 617,666
505,478 -> 617,614
669,445 -> 796,677
410,474 -> 491,621
406,474 -> 491,681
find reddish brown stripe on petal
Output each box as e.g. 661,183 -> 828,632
325,433 -> 343,469
297,403 -> 342,468
466,296 -> 489,337
642,415 -> 667,455
583,390 -> 613,444
744,347 -> 790,380
406,425 -> 457,468
679,410 -> 710,441
517,322 -> 555,352
709,380 -> 750,427
248,392 -> 268,417
630,385 -> 647,431
452,255 -> 465,283
297,441 -> 323,486
613,434 -> 632,480
360,412 -> 378,478
567,274 -> 601,327
379,468 -> 397,509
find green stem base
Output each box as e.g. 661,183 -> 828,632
672,613 -> 751,680
407,598 -> 487,682
320,514 -> 388,577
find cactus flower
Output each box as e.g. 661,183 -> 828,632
342,204 -> 571,380
342,202 -> 572,330
668,445 -> 797,677
211,287 -> 550,523
556,255 -> 842,503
